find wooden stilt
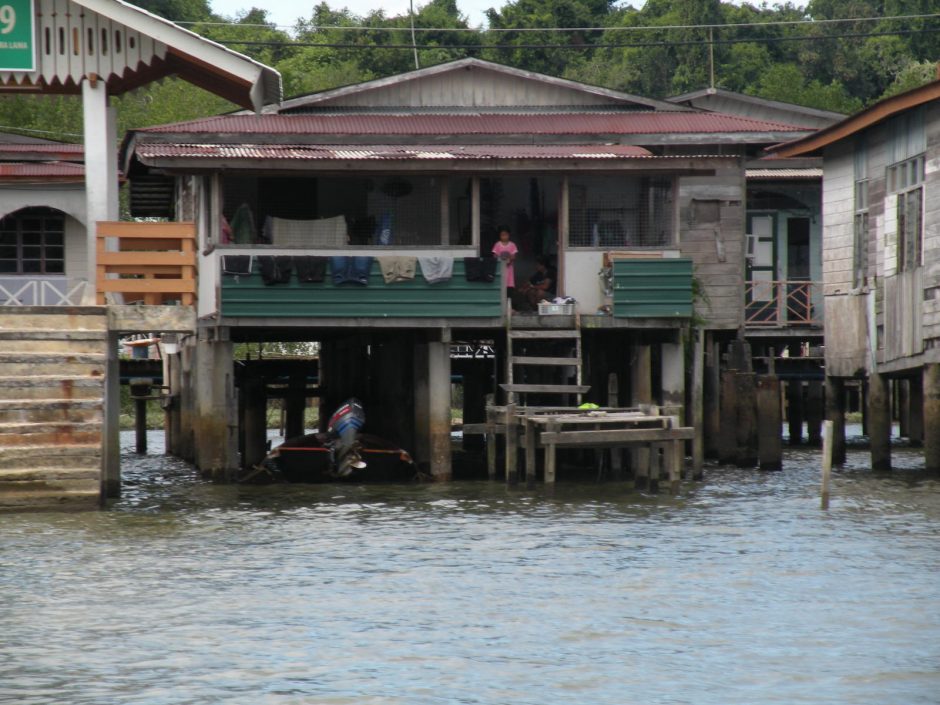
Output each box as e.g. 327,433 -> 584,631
756,374 -> 782,471
544,419 -> 558,485
691,328 -> 705,479
806,381 -> 823,446
869,372 -> 891,472
787,380 -> 804,446
505,403 -> 518,485
525,416 -> 537,487
923,365 -> 940,474
908,374 -> 924,448
648,443 -> 661,493
485,394 -> 496,480
825,376 -> 847,466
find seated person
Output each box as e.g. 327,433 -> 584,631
514,256 -> 556,311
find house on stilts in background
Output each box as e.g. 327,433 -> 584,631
773,76 -> 940,475
120,57 -> 825,482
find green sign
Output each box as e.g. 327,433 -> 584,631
0,0 -> 35,72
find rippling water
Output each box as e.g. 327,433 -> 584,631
2,431 -> 939,704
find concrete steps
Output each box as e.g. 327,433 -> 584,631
0,308 -> 107,511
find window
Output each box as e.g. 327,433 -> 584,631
0,208 -> 65,275
888,153 -> 924,273
853,140 -> 869,287
568,175 -> 674,247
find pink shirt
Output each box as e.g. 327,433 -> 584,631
491,240 -> 518,287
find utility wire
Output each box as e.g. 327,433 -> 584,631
174,12 -> 940,33
216,26 -> 940,50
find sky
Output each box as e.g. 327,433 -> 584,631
209,1 -> 810,32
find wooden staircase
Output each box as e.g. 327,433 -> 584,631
0,308 -> 106,510
501,316 -> 590,404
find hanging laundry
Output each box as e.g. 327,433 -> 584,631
221,255 -> 251,276
257,256 -> 293,285
418,256 -> 453,284
295,256 -> 328,283
331,256 -> 374,286
378,256 -> 417,284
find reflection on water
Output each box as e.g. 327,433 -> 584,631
1,431 -> 938,704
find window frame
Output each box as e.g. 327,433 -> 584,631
0,208 -> 66,276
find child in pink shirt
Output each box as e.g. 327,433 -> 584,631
491,227 -> 518,291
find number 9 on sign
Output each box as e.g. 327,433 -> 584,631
0,5 -> 15,34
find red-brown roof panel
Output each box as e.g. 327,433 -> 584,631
0,162 -> 85,178
137,112 -> 810,136
134,143 -> 662,160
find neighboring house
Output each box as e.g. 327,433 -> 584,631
0,135 -> 87,304
773,78 -> 940,471
121,58 -> 816,476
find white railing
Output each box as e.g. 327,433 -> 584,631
0,277 -> 89,306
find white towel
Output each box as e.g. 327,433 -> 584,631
418,256 -> 453,284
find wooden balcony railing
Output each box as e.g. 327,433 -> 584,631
96,222 -> 196,305
744,280 -> 821,327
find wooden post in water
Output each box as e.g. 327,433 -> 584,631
734,372 -> 759,467
525,416 -> 537,487
756,374 -> 782,471
717,370 -> 737,464
505,403 -> 518,485
868,372 -> 892,472
608,373 -> 623,480
544,419 -> 558,485
242,375 -> 268,470
908,373 -> 924,448
130,378 -> 152,455
703,336 -> 721,459
648,443 -> 661,493
667,416 -> 682,494
821,420 -> 833,509
923,364 -> 940,475
632,342 -> 652,488
825,376 -> 847,466
787,380 -> 804,445
485,394 -> 496,480
806,381 -> 823,446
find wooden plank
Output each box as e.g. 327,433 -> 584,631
501,383 -> 591,394
97,221 -> 196,238
119,239 -> 191,251
96,279 -> 197,294
98,252 -> 195,266
511,356 -> 578,366
508,330 -> 580,339
538,427 -> 696,446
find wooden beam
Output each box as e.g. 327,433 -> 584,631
97,279 -> 197,294
539,427 -> 696,446
98,251 -> 195,266
97,221 -> 196,238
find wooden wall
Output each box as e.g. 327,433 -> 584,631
677,165 -> 746,331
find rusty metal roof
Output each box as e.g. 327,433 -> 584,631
0,162 -> 85,179
138,112 -> 809,136
0,143 -> 84,161
134,143 -> 666,161
746,168 -> 823,179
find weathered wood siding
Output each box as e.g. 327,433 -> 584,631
677,93 -> 841,129
921,102 -> 940,344
820,142 -> 855,295
678,165 -> 745,330
308,67 -> 626,109
824,294 -> 869,377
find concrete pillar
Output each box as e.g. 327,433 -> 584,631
164,352 -> 182,457
413,341 -> 430,470
690,328 -> 705,479
787,381 -> 804,445
193,331 -> 238,479
923,364 -> 940,474
703,335 -> 720,459
242,376 -> 268,470
631,342 -> 652,488
825,376 -> 847,466
806,380 -> 823,446
82,76 -> 119,298
868,372 -> 892,472
428,338 -> 453,481
101,330 -> 121,499
908,373 -> 924,448
661,334 -> 685,478
756,374 -> 782,471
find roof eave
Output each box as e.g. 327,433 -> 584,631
770,80 -> 940,158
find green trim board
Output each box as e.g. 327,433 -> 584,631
221,257 -> 503,318
0,0 -> 36,72
612,258 -> 693,318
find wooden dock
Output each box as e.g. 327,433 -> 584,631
463,405 -> 694,492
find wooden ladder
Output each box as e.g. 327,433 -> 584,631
501,315 -> 589,404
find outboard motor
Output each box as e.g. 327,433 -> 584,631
327,399 -> 367,477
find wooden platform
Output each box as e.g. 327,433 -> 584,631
463,404 -> 692,492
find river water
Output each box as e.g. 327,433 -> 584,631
1,430 -> 939,705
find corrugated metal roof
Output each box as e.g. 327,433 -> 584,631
0,143 -> 84,161
0,162 -> 85,178
746,168 -> 823,179
138,112 -> 808,136
134,143 -> 665,161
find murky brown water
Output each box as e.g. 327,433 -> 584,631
1,430 -> 939,704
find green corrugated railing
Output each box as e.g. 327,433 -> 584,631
612,258 -> 693,318
221,257 -> 503,318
